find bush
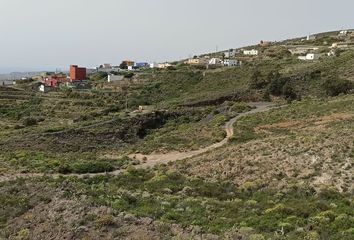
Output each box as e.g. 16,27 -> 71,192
22,117 -> 38,127
90,72 -> 108,81
70,161 -> 114,174
323,78 -> 353,96
95,215 -> 115,227
124,72 -> 135,79
268,78 -> 285,96
230,102 -> 252,113
250,70 -> 268,89
282,82 -> 298,102
166,66 -> 177,71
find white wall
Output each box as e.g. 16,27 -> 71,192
224,59 -> 238,66
108,75 -> 124,82
243,49 -> 258,55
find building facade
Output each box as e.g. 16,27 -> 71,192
158,63 -> 172,69
298,53 -> 324,61
208,58 -> 223,65
135,62 -> 149,68
307,34 -> 316,41
122,60 -> 135,67
243,49 -> 259,56
70,65 -> 87,81
223,59 -> 238,66
108,74 -> 124,82
149,62 -> 159,68
185,58 -> 208,65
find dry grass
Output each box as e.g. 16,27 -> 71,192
172,95 -> 354,193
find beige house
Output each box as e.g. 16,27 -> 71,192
185,58 -> 208,65
330,42 -> 350,49
288,46 -> 319,55
158,63 -> 172,69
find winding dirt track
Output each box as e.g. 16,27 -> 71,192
0,102 -> 275,183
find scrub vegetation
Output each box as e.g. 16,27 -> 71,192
0,31 -> 353,239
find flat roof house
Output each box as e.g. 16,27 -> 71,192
70,65 -> 86,81
108,74 -> 124,82
149,62 -> 159,68
223,59 -> 238,66
307,34 -> 316,41
243,49 -> 259,56
298,53 -> 324,61
122,60 -> 135,66
135,62 -> 149,68
208,58 -> 223,65
158,63 -> 172,69
185,58 -> 208,65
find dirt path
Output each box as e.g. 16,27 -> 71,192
131,102 -> 274,168
0,102 -> 275,183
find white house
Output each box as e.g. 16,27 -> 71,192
39,84 -> 53,93
149,62 -> 159,68
307,34 -> 316,41
327,49 -> 336,57
223,59 -> 238,66
298,53 -> 324,61
208,58 -> 223,65
224,49 -> 237,58
338,30 -> 348,37
108,74 -> 124,82
243,49 -> 259,56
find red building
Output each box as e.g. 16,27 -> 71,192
43,74 -> 69,87
70,65 -> 86,81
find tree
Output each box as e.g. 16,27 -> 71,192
124,72 -> 134,79
119,61 -> 128,69
282,82 -> 298,102
267,70 -> 281,83
323,78 -> 353,96
250,70 -> 266,89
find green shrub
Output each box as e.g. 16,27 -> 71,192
323,78 -> 353,96
250,70 -> 267,89
268,78 -> 286,96
22,117 -> 38,127
282,82 -> 298,102
69,161 -> 114,174
230,102 -> 252,113
95,215 -> 115,227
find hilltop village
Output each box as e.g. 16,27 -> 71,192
5,30 -> 354,95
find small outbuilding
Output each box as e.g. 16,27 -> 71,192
108,75 -> 124,82
298,53 -> 324,61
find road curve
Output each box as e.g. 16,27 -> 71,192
0,102 -> 275,183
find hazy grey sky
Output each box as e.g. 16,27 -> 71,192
0,0 -> 353,72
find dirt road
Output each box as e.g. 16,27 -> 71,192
131,102 -> 274,168
0,102 -> 275,183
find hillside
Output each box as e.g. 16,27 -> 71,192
0,30 -> 354,240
